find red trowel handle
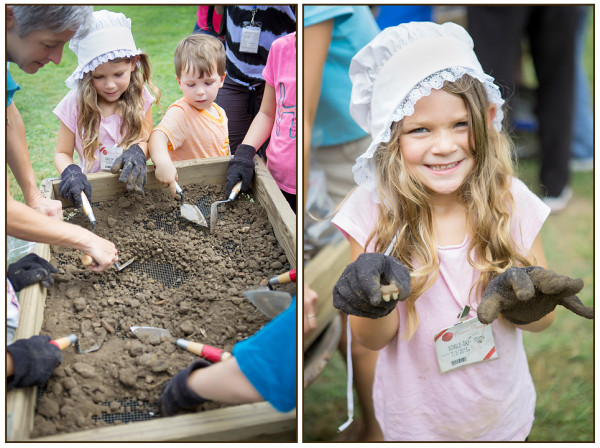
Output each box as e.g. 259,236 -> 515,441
176,339 -> 232,362
268,269 -> 297,286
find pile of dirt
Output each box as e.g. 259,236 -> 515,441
31,184 -> 295,437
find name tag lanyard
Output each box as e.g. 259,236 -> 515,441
240,6 -> 261,54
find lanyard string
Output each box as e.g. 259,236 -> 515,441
338,317 -> 354,432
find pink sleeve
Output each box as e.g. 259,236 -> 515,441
331,186 -> 380,251
509,177 -> 551,256
53,91 -> 78,134
142,85 -> 155,113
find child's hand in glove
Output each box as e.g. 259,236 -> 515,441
157,359 -> 210,416
225,144 -> 256,197
7,253 -> 59,292
477,266 -> 593,325
333,252 -> 411,319
58,164 -> 92,209
7,335 -> 63,390
110,144 -> 147,195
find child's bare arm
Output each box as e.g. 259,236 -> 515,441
149,130 -> 178,196
241,83 -> 276,149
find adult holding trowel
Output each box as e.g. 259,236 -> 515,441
158,296 -> 296,415
6,5 -> 117,389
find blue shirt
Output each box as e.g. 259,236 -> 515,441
7,63 -> 21,107
233,295 -> 296,412
375,5 -> 432,29
304,6 -> 380,147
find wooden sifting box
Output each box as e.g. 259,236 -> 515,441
7,156 -> 297,442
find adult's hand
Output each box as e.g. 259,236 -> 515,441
27,193 -> 62,220
7,335 -> 63,390
58,164 -> 92,209
110,144 -> 147,195
477,266 -> 592,325
158,359 -> 210,416
304,285 -> 319,334
333,252 -> 411,319
7,253 -> 58,292
225,144 -> 255,197
82,234 -> 119,272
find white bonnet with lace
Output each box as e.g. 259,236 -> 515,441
65,9 -> 142,90
349,21 -> 505,202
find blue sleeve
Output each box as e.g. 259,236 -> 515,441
233,296 -> 296,412
304,5 -> 354,27
7,63 -> 21,107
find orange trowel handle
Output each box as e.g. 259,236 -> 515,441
50,334 -> 78,350
269,269 -> 297,285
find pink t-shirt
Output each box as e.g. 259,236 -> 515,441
262,32 -> 296,195
53,87 -> 155,174
332,177 -> 551,441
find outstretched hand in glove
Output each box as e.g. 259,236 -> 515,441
110,144 -> 147,195
333,252 -> 411,319
477,266 -> 593,325
158,359 -> 211,416
7,253 -> 59,292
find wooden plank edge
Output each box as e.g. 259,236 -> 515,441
29,403 -> 296,442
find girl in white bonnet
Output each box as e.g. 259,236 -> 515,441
54,9 -> 161,210
331,21 -> 588,441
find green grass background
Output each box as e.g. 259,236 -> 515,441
304,9 -> 594,443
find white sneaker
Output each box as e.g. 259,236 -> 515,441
542,186 -> 573,214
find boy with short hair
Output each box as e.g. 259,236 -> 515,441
149,33 -> 229,195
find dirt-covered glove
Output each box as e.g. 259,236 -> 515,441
477,266 -> 593,325
225,144 -> 255,197
7,253 -> 59,292
58,163 -> 92,209
7,335 -> 63,390
333,252 -> 411,319
110,144 -> 147,195
158,359 -> 210,416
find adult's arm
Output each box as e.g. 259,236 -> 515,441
302,19 -> 333,204
7,101 -> 61,218
7,178 -> 118,272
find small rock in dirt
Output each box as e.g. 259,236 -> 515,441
109,401 -> 121,412
150,360 -> 169,373
128,298 -> 141,308
146,222 -> 156,230
270,261 -> 283,270
179,321 -> 194,335
37,396 -> 60,418
50,381 -> 63,395
62,377 -> 77,390
60,404 -> 77,418
119,369 -> 138,387
72,297 -> 86,311
73,362 -> 97,379
136,353 -> 154,367
107,217 -> 117,228
128,341 -> 144,357
65,287 -> 81,300
118,197 -> 131,208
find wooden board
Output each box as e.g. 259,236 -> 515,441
7,158 -> 297,441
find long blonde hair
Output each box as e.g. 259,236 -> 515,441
366,75 -> 534,339
76,53 -> 162,170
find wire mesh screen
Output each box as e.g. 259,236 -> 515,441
128,260 -> 188,289
91,398 -> 160,424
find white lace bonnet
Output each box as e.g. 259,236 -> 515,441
349,21 -> 505,200
65,9 -> 142,90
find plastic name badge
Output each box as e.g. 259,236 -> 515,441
434,316 -> 498,373
99,146 -> 123,171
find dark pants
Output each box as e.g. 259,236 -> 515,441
467,5 -> 578,196
281,190 -> 296,214
216,75 -> 269,157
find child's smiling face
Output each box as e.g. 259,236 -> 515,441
177,67 -> 225,111
399,88 -> 476,199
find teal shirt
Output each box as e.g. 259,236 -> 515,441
7,63 -> 21,107
304,6 -> 380,147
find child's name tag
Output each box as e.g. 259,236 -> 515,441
99,146 -> 123,171
434,316 -> 498,373
240,25 -> 261,53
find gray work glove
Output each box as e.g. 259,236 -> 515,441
7,253 -> 59,292
7,335 -> 63,390
110,144 -> 147,195
225,144 -> 255,197
333,252 -> 411,319
477,266 -> 593,325
58,164 -> 92,209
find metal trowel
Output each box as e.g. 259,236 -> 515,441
175,182 -> 209,230
243,289 -> 293,319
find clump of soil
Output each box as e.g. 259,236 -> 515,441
31,184 -> 295,437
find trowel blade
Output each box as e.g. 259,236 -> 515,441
180,204 -> 209,228
130,326 -> 171,339
243,290 -> 292,319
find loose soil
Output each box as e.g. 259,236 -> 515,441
32,184 -> 295,437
